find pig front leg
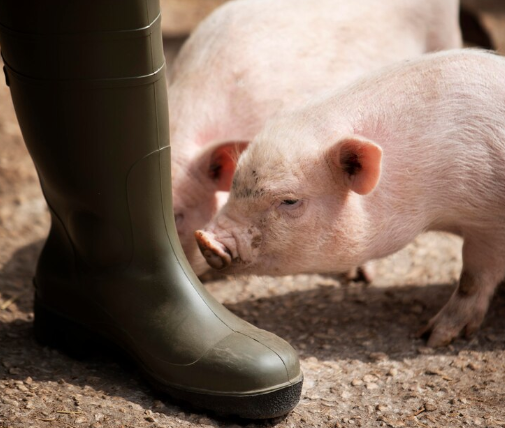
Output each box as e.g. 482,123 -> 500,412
419,235 -> 505,348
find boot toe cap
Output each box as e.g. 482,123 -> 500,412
156,329 -> 301,395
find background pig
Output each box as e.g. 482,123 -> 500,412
168,0 -> 462,275
196,50 -> 505,347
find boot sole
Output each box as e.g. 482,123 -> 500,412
33,294 -> 303,419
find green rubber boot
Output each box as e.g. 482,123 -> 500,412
0,0 -> 302,418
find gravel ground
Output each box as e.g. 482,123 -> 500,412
2,10 -> 505,428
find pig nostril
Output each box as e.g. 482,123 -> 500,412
202,249 -> 226,270
222,245 -> 232,257
195,230 -> 232,270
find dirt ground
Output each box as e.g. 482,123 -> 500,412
2,6 -> 505,428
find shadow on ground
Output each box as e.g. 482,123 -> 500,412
226,280 -> 505,363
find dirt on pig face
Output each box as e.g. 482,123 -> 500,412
209,128 -> 370,276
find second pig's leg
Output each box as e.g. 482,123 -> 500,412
419,233 -> 505,348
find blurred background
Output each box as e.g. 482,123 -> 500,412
158,0 -> 504,43
159,0 -> 505,71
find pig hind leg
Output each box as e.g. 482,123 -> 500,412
346,262 -> 375,284
419,233 -> 505,348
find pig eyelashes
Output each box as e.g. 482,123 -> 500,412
281,199 -> 300,207
277,199 -> 305,217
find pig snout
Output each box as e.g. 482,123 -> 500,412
195,230 -> 232,270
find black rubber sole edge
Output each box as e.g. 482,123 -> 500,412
33,295 -> 303,419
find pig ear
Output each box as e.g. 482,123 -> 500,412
326,136 -> 382,195
208,141 -> 249,191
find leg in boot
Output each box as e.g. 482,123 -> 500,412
0,0 -> 302,418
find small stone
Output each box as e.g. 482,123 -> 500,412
376,404 -> 388,412
75,416 -> 87,424
3,397 -> 19,407
341,390 -> 352,399
468,362 -> 481,371
366,382 -> 379,390
25,377 -> 33,385
16,383 -> 29,392
424,403 -> 437,412
451,358 -> 468,369
198,417 -> 213,426
369,352 -> 388,362
387,368 -> 398,377
411,304 -> 424,314
25,401 -> 34,409
473,418 -> 483,426
486,334 -> 501,342
417,346 -> 435,355
94,413 -> 105,422
363,374 -> 378,383
152,400 -> 165,409
145,416 -> 156,423
351,379 -> 363,386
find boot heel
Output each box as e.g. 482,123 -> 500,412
34,295 -> 99,359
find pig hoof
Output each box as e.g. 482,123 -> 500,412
195,230 -> 232,270
417,324 -> 456,348
417,308 -> 484,348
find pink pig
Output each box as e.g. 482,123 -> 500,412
196,50 -> 505,347
168,0 -> 462,275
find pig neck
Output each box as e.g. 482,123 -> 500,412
331,119 -> 439,263
338,66 -> 505,263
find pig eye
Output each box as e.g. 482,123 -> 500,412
281,199 -> 300,206
278,199 -> 305,218
279,199 -> 303,211
278,199 -> 304,218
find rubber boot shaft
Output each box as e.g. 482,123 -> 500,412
0,0 -> 302,418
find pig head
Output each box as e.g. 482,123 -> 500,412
196,126 -> 383,276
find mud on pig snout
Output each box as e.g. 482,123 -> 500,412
195,230 -> 232,270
